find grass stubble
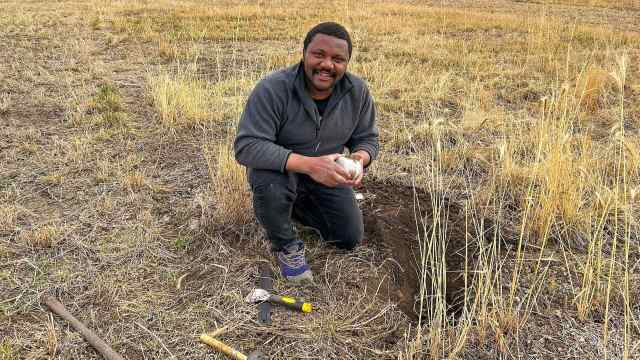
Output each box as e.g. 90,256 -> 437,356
1,0 -> 639,359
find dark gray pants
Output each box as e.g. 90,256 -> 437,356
248,169 -> 363,252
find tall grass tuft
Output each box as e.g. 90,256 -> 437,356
147,62 -> 210,128
204,141 -> 252,228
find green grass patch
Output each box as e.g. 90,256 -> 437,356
0,339 -> 18,360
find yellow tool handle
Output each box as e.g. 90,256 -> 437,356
269,295 -> 313,313
199,334 -> 247,360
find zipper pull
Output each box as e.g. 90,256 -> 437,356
314,118 -> 321,152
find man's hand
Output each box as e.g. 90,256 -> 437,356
286,153 -> 354,187
349,157 -> 364,187
349,150 -> 370,187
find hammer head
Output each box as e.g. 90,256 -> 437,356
247,351 -> 264,360
245,288 -> 270,303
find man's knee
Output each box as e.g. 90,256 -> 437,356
249,169 -> 293,194
253,182 -> 292,205
250,170 -> 296,217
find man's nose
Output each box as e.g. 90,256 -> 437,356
320,57 -> 334,69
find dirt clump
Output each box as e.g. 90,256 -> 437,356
361,180 -> 489,321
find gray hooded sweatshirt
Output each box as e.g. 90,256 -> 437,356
234,62 -> 379,173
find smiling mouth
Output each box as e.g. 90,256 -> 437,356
313,70 -> 335,81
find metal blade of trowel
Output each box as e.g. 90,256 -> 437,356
258,263 -> 273,325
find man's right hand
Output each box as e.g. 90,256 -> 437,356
286,153 -> 354,187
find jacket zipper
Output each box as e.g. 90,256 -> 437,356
314,115 -> 322,152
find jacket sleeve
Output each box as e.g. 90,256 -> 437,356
234,80 -> 292,172
346,84 -> 379,165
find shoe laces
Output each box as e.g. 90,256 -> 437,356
278,242 -> 306,268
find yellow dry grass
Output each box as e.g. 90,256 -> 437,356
538,0 -> 639,9
1,0 -> 639,359
204,141 -> 252,228
128,1 -> 638,356
146,64 -> 211,128
17,225 -> 62,249
0,206 -> 19,231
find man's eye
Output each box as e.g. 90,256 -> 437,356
333,58 -> 345,64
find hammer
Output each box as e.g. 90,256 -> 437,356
245,288 -> 313,313
199,334 -> 263,360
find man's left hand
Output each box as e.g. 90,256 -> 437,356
349,151 -> 370,187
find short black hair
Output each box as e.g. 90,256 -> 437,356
303,22 -> 352,59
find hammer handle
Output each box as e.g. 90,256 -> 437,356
199,334 -> 247,360
268,295 -> 312,313
44,296 -> 125,360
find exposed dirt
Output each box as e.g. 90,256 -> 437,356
360,180 -> 490,321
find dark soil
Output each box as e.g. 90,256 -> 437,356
361,180 -> 490,321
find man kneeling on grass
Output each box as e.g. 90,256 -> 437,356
234,22 -> 379,283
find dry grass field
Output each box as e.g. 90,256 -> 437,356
1,0 -> 639,359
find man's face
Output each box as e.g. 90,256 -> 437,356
303,33 -> 350,98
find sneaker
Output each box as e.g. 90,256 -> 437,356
276,240 -> 314,283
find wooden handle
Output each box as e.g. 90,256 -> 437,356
44,296 -> 125,360
199,334 -> 247,360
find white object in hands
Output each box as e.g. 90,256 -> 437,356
335,156 -> 362,180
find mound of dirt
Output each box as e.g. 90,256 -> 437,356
361,180 -> 489,321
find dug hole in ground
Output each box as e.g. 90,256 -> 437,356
358,180 -> 489,323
